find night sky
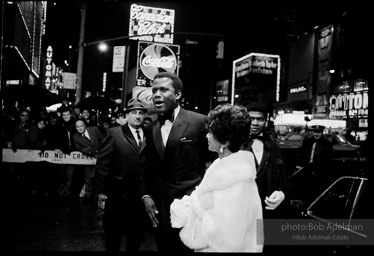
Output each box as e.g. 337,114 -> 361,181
43,0 -> 369,113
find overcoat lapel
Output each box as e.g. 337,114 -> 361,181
121,124 -> 140,152
139,134 -> 146,153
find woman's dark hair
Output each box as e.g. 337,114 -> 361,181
208,104 -> 251,153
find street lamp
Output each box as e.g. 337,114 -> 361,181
98,43 -> 108,52
76,30 -> 224,106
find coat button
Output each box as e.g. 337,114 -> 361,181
175,179 -> 180,185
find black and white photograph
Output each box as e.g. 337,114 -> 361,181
0,0 -> 372,254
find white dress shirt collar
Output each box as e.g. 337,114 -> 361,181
128,124 -> 143,141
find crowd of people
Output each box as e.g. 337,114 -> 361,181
1,101 -> 134,202
1,71 -> 298,253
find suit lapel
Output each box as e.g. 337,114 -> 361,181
257,149 -> 269,175
86,127 -> 94,144
165,109 -> 188,155
153,122 -> 165,159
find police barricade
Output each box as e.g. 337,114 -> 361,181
2,148 -> 96,165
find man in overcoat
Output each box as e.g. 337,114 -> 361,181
94,98 -> 148,252
72,119 -> 104,200
299,125 -> 333,167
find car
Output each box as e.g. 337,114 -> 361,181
277,132 -> 306,149
285,158 -> 368,219
305,175 -> 371,254
265,159 -> 369,254
277,132 -> 361,159
324,134 -> 361,158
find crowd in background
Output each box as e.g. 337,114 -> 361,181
0,102 -> 143,203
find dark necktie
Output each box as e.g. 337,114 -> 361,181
136,130 -> 142,147
82,133 -> 90,141
158,111 -> 174,126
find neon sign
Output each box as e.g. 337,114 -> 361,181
329,90 -> 369,118
136,42 -> 180,86
45,45 -> 53,89
129,4 -> 175,44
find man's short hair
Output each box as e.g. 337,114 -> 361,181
58,105 -> 72,114
153,72 -> 183,93
246,101 -> 268,118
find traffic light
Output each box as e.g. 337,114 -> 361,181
216,40 -> 224,59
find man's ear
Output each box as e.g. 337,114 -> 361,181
175,90 -> 182,100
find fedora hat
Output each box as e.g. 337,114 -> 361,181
310,125 -> 325,132
123,98 -> 147,114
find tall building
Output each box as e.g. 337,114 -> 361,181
2,1 -> 47,86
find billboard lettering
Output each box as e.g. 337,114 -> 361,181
329,90 -> 369,119
129,4 -> 175,44
232,53 -> 280,107
136,42 -> 180,87
45,46 -> 53,89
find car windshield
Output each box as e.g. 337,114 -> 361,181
326,134 -> 349,144
287,134 -> 303,141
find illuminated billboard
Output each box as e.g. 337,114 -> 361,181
231,53 -> 280,108
329,90 -> 368,119
129,4 -> 175,44
136,41 -> 180,87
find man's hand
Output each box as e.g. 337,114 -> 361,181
265,190 -> 285,210
143,196 -> 159,228
96,193 -> 107,218
55,148 -> 63,154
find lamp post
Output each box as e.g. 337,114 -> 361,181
75,1 -> 86,105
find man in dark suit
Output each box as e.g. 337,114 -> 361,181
243,101 -> 287,253
72,119 -> 104,201
243,102 -> 286,218
299,125 -> 333,167
94,98 -> 148,252
141,72 -> 213,253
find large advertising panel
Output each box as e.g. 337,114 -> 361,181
136,41 -> 180,87
287,33 -> 315,103
315,25 -> 333,117
231,53 -> 280,108
329,90 -> 368,119
129,4 -> 175,44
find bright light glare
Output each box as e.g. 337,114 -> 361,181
98,43 -> 108,52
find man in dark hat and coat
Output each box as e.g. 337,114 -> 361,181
94,98 -> 148,252
299,125 -> 333,167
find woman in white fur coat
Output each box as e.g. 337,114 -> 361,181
170,104 -> 264,252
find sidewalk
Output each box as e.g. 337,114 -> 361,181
1,190 -> 157,252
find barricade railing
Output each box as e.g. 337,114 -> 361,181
2,148 -> 96,165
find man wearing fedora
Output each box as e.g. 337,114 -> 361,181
140,72 -> 213,253
299,125 -> 333,167
94,98 -> 148,252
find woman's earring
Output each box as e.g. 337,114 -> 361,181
219,145 -> 224,154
